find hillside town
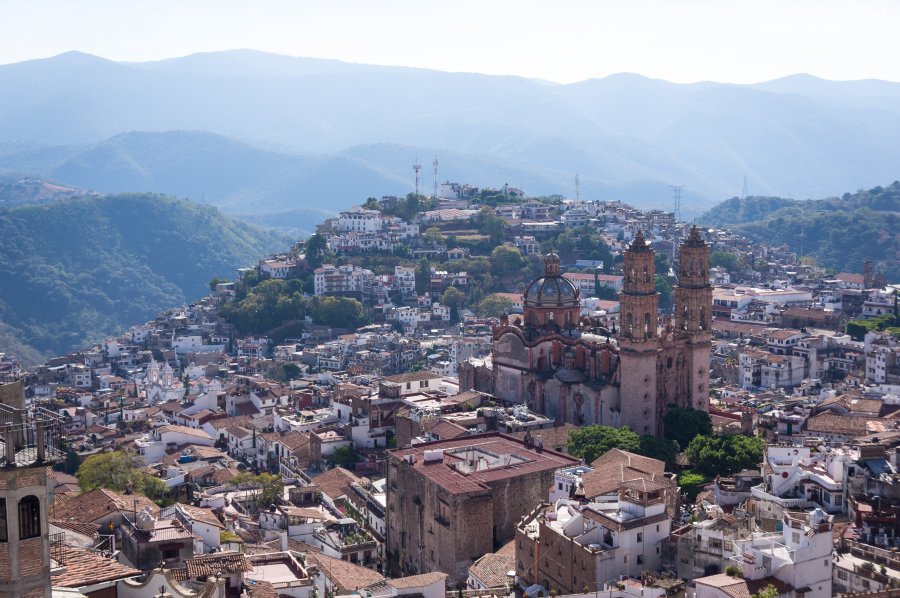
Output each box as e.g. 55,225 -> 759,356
1,182 -> 898,598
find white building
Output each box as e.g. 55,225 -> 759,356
336,208 -> 384,233
695,509 -> 833,598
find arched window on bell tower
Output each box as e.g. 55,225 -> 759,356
19,495 -> 41,539
699,306 -> 706,331
0,498 -> 7,542
626,313 -> 634,337
644,313 -> 651,338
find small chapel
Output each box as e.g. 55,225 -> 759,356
459,226 -> 713,437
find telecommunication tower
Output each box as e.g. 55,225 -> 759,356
575,173 -> 580,201
413,159 -> 421,197
671,185 -> 684,222
433,158 -> 439,198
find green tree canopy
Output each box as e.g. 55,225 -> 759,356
230,472 -> 284,507
710,250 -> 739,273
490,245 -> 526,278
415,258 -> 431,295
311,296 -> 370,329
440,286 -> 466,309
678,470 -> 708,501
328,446 -> 358,469
638,435 -> 679,468
686,434 -> 765,476
477,294 -> 515,318
663,405 -> 713,449
476,206 -> 507,245
567,425 -> 640,464
76,451 -> 171,506
304,233 -> 329,269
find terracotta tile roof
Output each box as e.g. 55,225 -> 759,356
182,552 -> 252,578
51,520 -> 101,538
178,504 -> 224,529
50,489 -> 159,524
243,580 -> 278,598
309,552 -> 384,591
767,329 -> 804,340
507,424 -> 577,451
388,433 -> 580,496
468,552 -> 514,588
207,414 -> 253,430
52,546 -> 141,588
428,419 -> 469,440
279,430 -> 312,451
212,467 -> 239,484
312,467 -> 367,501
582,448 -> 666,498
384,371 -> 440,383
805,412 -> 892,436
387,571 -> 448,589
694,574 -> 791,598
159,424 -> 215,440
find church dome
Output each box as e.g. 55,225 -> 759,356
524,253 -> 580,309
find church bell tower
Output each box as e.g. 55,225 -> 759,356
618,230 -> 661,435
0,379 -> 64,598
673,226 -> 713,412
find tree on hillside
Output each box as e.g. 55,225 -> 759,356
415,258 -> 431,295
686,434 -> 765,476
567,425 -> 640,464
304,233 -> 329,269
663,405 -> 713,449
209,277 -> 230,292
230,472 -> 284,507
638,435 -> 679,468
476,206 -> 507,245
328,446 -> 358,469
311,296 -> 370,329
424,227 -> 444,247
490,245 -> 526,278
76,450 -> 171,506
477,294 -> 515,318
710,250 -> 739,274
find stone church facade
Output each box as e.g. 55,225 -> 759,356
459,227 -> 712,436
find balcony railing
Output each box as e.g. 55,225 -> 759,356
0,403 -> 65,466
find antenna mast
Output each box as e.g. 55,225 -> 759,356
671,185 -> 684,222
741,175 -> 748,200
433,158 -> 439,198
575,173 -> 580,201
413,159 -> 421,197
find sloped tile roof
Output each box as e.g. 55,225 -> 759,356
309,552 -> 384,591
52,546 -> 141,588
50,489 -> 159,524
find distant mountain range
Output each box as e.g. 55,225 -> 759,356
2,50 -> 900,216
0,193 -> 291,363
699,181 -> 900,280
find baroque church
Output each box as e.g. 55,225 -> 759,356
459,226 -> 713,437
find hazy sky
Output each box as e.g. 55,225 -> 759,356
1,0 -> 898,84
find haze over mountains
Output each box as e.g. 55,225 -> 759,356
2,50 -> 900,220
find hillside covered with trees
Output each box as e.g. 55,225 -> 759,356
699,182 -> 900,280
0,193 -> 290,361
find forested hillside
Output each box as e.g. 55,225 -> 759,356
0,193 -> 291,361
699,182 -> 900,279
